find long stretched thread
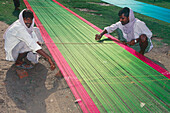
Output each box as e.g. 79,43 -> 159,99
25,0 -> 170,112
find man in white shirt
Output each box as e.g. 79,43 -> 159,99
95,7 -> 153,55
4,9 -> 55,70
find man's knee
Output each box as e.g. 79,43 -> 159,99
139,34 -> 147,43
18,41 -> 26,47
18,42 -> 31,53
12,42 -> 31,61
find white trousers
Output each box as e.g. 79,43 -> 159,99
12,41 -> 40,64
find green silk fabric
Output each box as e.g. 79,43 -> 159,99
26,0 -> 169,112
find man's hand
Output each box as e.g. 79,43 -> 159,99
48,58 -> 56,70
121,41 -> 127,45
95,30 -> 108,41
36,49 -> 56,71
127,39 -> 136,46
95,34 -> 102,41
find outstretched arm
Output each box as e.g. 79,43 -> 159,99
36,49 -> 56,70
95,29 -> 108,41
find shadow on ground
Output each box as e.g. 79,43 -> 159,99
5,63 -> 58,113
145,56 -> 168,71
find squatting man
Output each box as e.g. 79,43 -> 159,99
95,7 -> 153,55
4,9 -> 56,70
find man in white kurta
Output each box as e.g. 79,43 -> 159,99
95,7 -> 153,55
4,9 -> 55,70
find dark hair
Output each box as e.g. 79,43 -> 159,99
22,9 -> 34,20
118,7 -> 130,17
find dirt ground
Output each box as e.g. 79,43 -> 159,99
0,21 -> 82,113
0,20 -> 169,113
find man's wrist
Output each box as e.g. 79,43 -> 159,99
47,57 -> 52,62
100,32 -> 104,37
135,38 -> 140,43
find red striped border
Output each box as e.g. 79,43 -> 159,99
52,0 -> 170,79
23,0 -> 169,112
23,0 -> 100,112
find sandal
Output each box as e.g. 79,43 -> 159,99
15,62 -> 34,69
16,69 -> 28,79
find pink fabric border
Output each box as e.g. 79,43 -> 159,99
23,0 -> 100,112
52,0 -> 170,79
23,0 -> 170,112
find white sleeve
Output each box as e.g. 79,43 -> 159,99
136,21 -> 152,39
104,22 -> 120,34
33,27 -> 44,44
15,28 -> 42,53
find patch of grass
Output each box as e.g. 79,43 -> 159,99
0,0 -> 26,24
0,0 -> 169,45
152,39 -> 164,47
136,0 -> 170,9
56,0 -> 170,45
